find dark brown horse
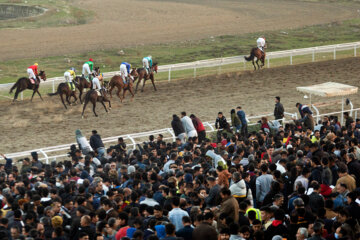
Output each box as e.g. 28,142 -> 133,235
108,68 -> 139,102
244,48 -> 266,70
47,83 -> 77,109
74,67 -> 100,103
81,88 -> 111,118
134,63 -> 158,93
9,71 -> 47,102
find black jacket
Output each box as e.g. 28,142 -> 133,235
347,159 -> 360,186
89,134 -> 104,150
274,102 -> 284,119
308,192 -> 324,213
171,116 -> 185,136
176,225 -> 194,240
215,116 -> 227,129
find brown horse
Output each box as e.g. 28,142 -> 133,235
244,48 -> 266,70
74,67 -> 100,103
134,63 -> 158,93
108,68 -> 139,102
81,88 -> 111,118
9,71 -> 47,102
47,83 -> 78,109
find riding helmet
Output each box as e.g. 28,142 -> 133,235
34,63 -> 38,66
89,58 -> 93,62
71,67 -> 76,72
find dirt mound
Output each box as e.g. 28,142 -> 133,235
1,57 -> 360,153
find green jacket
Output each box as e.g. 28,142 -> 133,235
231,112 -> 241,127
85,61 -> 94,71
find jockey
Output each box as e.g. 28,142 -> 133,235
142,55 -> 153,74
256,36 -> 266,52
92,73 -> 103,95
82,58 -> 94,82
120,62 -> 132,84
64,67 -> 76,91
27,63 -> 38,85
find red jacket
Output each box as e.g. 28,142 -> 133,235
28,65 -> 38,75
192,117 -> 206,132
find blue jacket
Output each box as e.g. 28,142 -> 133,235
237,110 -> 247,125
121,62 -> 131,73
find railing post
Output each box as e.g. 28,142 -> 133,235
290,53 -> 293,65
333,47 -> 336,60
355,45 -> 357,57
39,149 -> 49,164
21,92 -> 23,100
52,80 -> 55,93
167,128 -> 176,142
204,122 -> 215,131
127,135 -> 137,150
267,58 -> 270,68
243,60 -> 246,70
194,63 -> 197,79
168,67 -> 171,82
312,50 -> 315,62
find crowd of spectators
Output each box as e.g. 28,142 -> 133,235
1,102 -> 360,240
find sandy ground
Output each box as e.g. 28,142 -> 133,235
1,57 -> 360,153
0,0 -> 358,60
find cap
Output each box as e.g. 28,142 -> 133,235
89,58 -> 93,62
34,63 -> 38,66
286,144 -> 293,149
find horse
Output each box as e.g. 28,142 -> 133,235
134,63 -> 158,93
47,83 -> 78,109
9,71 -> 47,102
108,68 -> 139,102
81,88 -> 111,118
244,48 -> 266,70
74,67 -> 100,103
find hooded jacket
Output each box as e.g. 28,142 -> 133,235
171,116 -> 185,136
206,150 -> 227,169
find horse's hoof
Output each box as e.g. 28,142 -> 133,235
82,115 -> 84,119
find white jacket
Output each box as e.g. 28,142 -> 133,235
230,179 -> 246,197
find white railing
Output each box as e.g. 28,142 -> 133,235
3,106 -> 360,164
1,41 -> 359,100
0,112 -> 297,163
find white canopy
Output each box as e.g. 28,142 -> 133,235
296,82 -> 358,97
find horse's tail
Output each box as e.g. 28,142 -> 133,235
244,49 -> 255,61
9,81 -> 18,94
47,84 -> 61,96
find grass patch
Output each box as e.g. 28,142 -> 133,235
1,18 -> 360,84
0,0 -> 92,28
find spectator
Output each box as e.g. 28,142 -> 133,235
168,197 -> 189,231
171,115 -> 186,144
256,164 -> 273,207
76,129 -> 93,155
236,106 -> 248,137
181,112 -> 198,138
216,188 -> 239,229
230,109 -> 241,133
175,216 -> 193,240
215,112 -> 228,130
190,114 -> 206,143
274,96 -> 284,121
192,213 -> 218,240
296,228 -> 308,240
90,130 -> 105,158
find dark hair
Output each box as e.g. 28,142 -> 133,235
171,196 -> 180,207
165,223 -> 175,235
276,96 -> 280,101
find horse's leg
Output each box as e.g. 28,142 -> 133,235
129,87 -> 135,102
60,94 -> 67,109
36,89 -> 44,101
100,100 -> 108,113
13,88 -> 21,102
117,87 -> 123,102
109,85 -> 114,99
79,89 -> 83,104
151,75 -> 157,91
92,101 -> 98,117
30,90 -> 36,101
135,77 -> 141,93
141,79 -> 146,92
81,99 -> 89,118
256,59 -> 260,70
73,92 -> 78,103
251,59 -> 256,70
65,94 -> 71,105
123,89 -> 127,101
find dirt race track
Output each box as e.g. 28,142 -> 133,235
0,0 -> 358,60
1,57 -> 360,153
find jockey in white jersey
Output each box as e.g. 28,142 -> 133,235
142,55 -> 152,74
64,67 -> 76,91
256,37 -> 266,52
92,74 -> 103,95
120,62 -> 132,84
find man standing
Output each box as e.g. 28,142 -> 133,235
168,197 -> 189,231
215,188 -> 239,230
236,107 -> 248,137
171,115 -> 186,144
175,216 -> 193,240
274,96 -> 284,121
181,112 -> 198,138
256,164 -> 273,207
90,130 -> 105,158
190,114 -> 206,143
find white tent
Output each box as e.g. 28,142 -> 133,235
296,82 -> 358,124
